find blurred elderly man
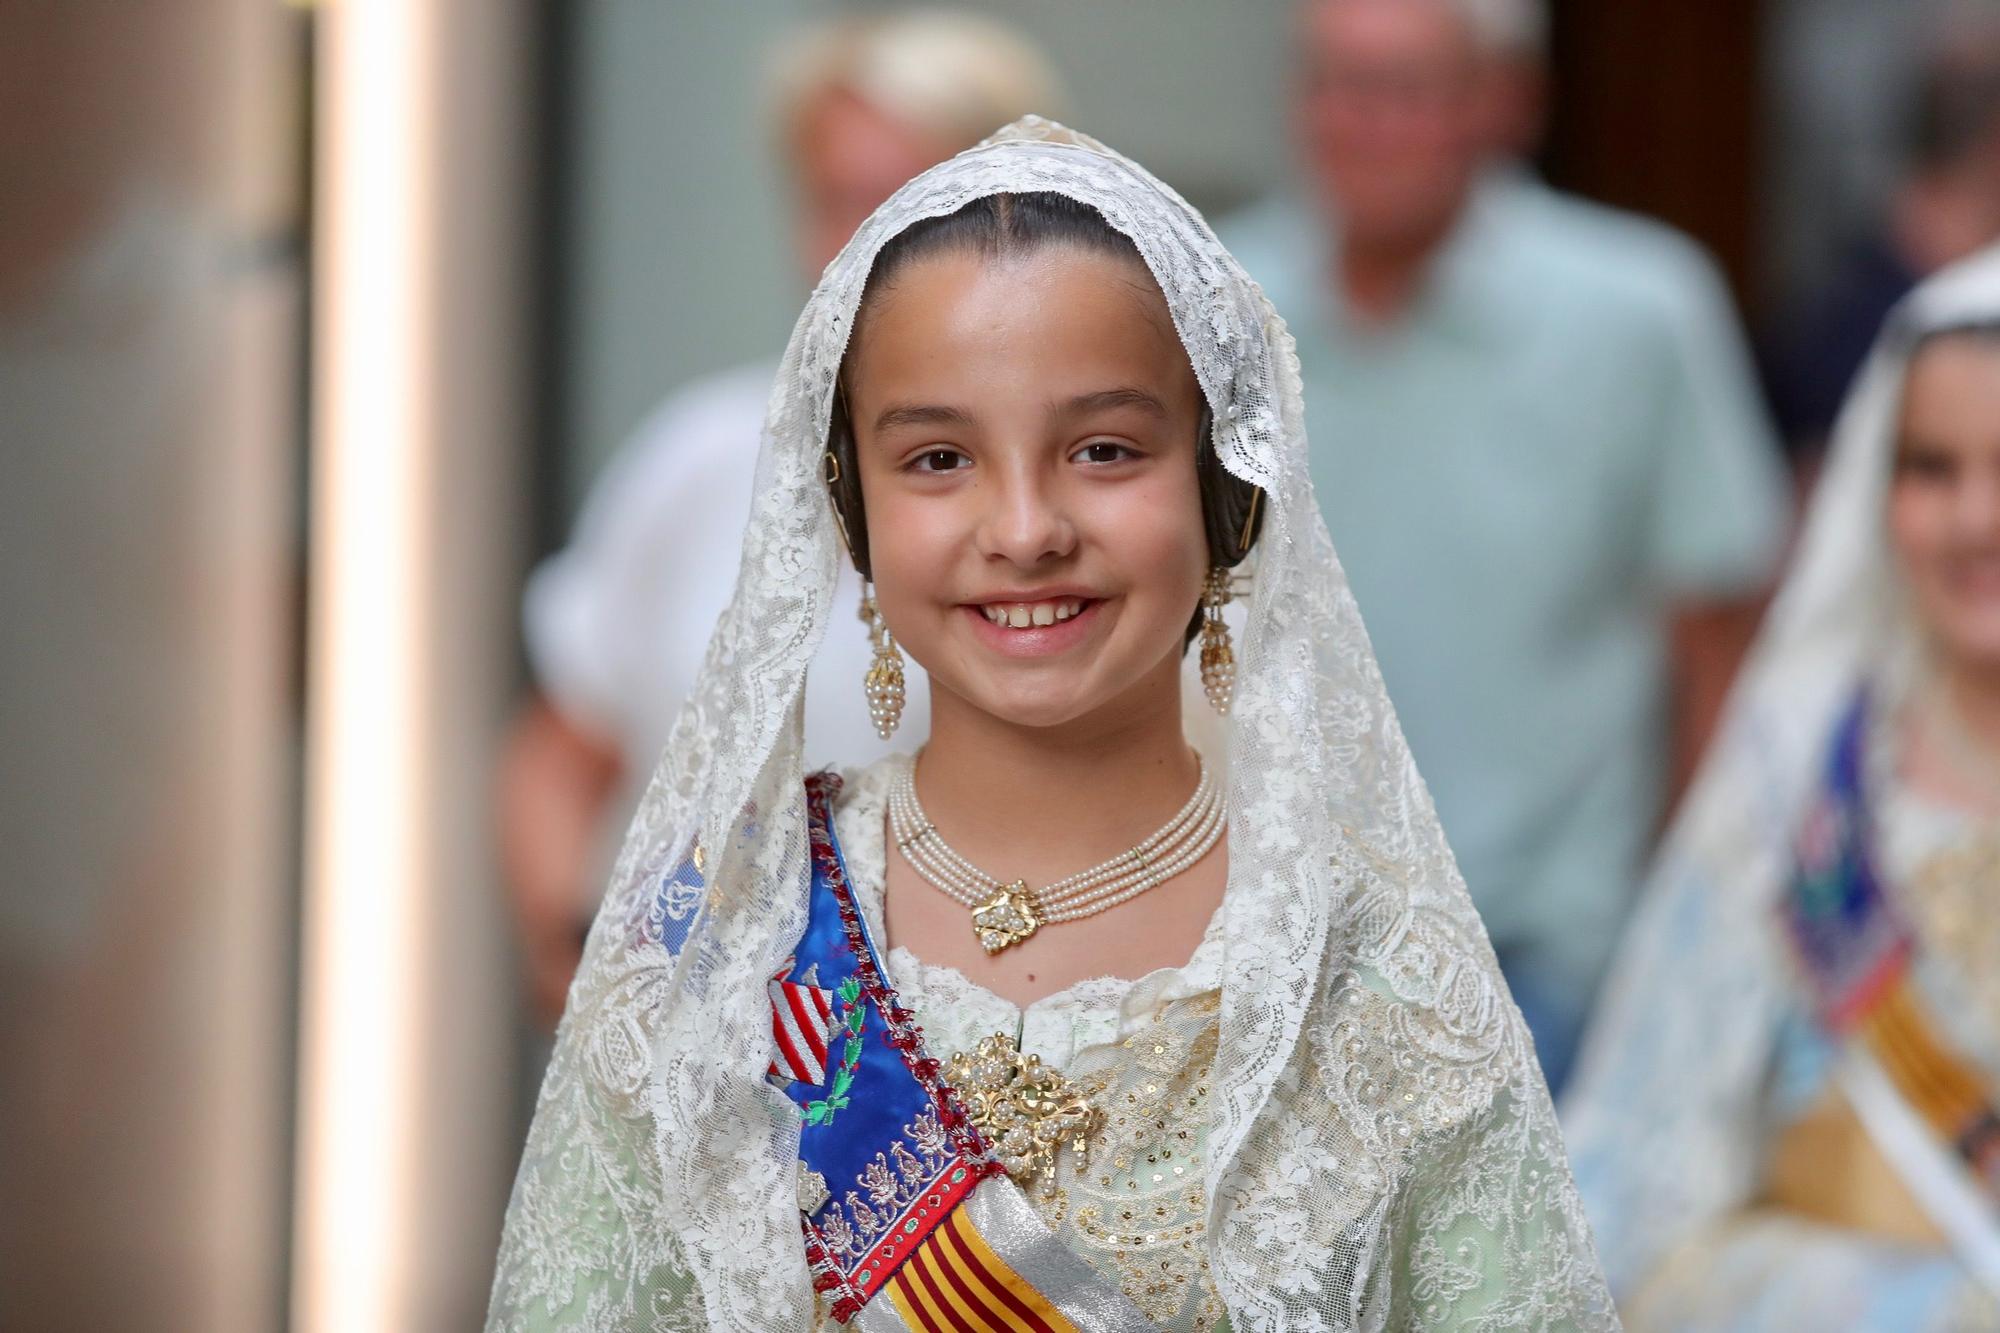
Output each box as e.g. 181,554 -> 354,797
1223,0 -> 1787,1090
500,12 -> 1061,1026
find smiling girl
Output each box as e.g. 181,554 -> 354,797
828,193 -> 1243,1010
1564,248 -> 2000,1330
488,118 -> 1609,1332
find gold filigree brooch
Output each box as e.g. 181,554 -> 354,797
946,1033 -> 1101,1195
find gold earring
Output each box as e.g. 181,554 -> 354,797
1199,567 -> 1236,716
860,586 -> 906,739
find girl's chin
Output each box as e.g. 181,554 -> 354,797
1934,633 -> 2000,680
948,682 -> 1101,731
923,658 -> 1136,730
933,654 -> 1188,732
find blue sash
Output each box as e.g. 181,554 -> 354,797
775,774 -> 1159,1331
1785,689 -> 1911,1028
780,773 -> 1005,1319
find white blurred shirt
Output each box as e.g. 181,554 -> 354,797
525,360 -> 930,786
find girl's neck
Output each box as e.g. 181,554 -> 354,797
1943,656 -> 2000,763
1905,653 -> 2000,816
912,653 -> 1201,865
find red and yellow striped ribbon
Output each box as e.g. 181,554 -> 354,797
1861,981 -> 1987,1133
884,1208 -> 1080,1333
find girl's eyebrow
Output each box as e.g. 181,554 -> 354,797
1055,386 -> 1169,420
872,387 -> 1169,434
873,402 -> 978,433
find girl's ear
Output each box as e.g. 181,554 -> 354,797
826,382 -> 873,579
1195,404 -> 1264,568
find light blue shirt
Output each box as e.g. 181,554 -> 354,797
1221,174 -> 1786,996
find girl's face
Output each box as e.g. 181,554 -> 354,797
845,245 -> 1209,730
1889,334 -> 2000,675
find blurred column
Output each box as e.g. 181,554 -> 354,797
293,1 -> 528,1329
0,2 -> 301,1330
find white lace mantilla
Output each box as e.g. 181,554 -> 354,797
1561,246 -> 2000,1318
487,116 -> 1613,1332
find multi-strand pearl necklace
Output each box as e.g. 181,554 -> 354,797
888,757 -> 1227,954
1920,673 -> 2000,800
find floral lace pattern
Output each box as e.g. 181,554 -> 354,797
488,117 -> 1613,1331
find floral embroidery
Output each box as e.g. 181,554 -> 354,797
816,1107 -> 959,1266
796,772 -> 1004,1322
801,977 -> 866,1126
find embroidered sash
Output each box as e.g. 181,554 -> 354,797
777,773 -> 1152,1330
1784,691 -> 2000,1198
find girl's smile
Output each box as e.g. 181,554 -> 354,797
962,594 -> 1105,658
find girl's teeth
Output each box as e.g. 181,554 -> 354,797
983,599 -> 1086,627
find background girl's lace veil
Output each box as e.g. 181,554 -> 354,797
1560,245 -> 2000,1295
488,116 -> 1613,1332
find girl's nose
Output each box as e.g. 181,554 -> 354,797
975,466 -> 1078,568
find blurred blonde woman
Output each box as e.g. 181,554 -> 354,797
1564,247 -> 2000,1330
502,12 -> 1061,1026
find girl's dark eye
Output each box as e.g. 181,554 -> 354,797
1895,448 -> 1956,483
911,449 -> 970,473
1076,441 -> 1134,465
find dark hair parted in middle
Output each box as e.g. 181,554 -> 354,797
823,191 -> 1265,614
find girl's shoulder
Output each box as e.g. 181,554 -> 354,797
819,752 -> 913,814
1303,957 -> 1519,1135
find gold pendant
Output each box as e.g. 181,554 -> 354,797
970,883 -> 1039,954
945,1033 -> 1102,1194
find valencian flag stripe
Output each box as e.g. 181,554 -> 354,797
768,966 -> 836,1086
884,1211 -> 1077,1333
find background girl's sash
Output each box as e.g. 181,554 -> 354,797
778,774 -> 1151,1331
1785,691 -> 2000,1277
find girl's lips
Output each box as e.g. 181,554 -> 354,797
1942,561 -> 2000,598
961,598 -> 1103,658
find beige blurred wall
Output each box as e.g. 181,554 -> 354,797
0,2 -> 302,1328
